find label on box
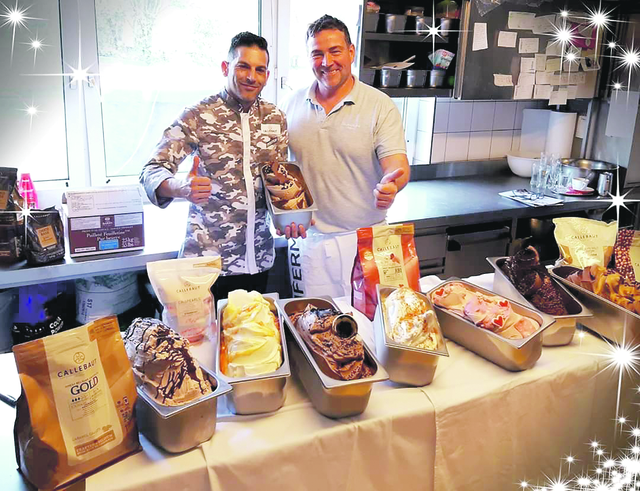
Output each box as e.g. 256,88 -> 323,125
68,212 -> 144,256
36,225 -> 58,248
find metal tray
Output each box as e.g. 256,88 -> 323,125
487,257 -> 593,346
425,279 -> 555,371
135,366 -> 232,453
374,285 -> 448,386
260,162 -> 318,232
276,297 -> 389,419
550,266 -> 640,345
216,293 -> 290,415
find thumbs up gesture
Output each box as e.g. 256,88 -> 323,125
374,167 -> 405,210
185,156 -> 212,205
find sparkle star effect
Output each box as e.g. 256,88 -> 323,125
0,1 -> 39,65
21,102 -> 38,131
22,35 -> 48,65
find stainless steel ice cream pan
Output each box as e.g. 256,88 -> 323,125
550,266 -> 640,346
425,279 -> 555,371
260,162 -> 318,232
276,297 -> 389,419
374,285 -> 448,386
487,257 -> 593,347
135,367 -> 232,453
216,293 -> 290,415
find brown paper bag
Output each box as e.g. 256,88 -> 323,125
13,316 -> 140,490
553,217 -> 617,269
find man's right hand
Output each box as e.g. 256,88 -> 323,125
157,155 -> 212,205
186,176 -> 212,205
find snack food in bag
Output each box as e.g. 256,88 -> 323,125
351,224 -> 420,320
12,316 -> 140,490
25,206 -> 65,265
553,217 -> 617,269
0,166 -> 25,263
147,256 -> 222,343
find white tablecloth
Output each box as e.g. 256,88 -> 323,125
1,274 -> 637,491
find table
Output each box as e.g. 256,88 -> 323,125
1,274 -> 637,491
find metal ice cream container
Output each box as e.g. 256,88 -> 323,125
425,279 -> 555,371
216,293 -> 291,415
260,162 -> 318,232
487,257 -> 592,346
135,366 -> 232,453
276,297 -> 389,419
374,285 -> 448,386
550,266 -> 640,345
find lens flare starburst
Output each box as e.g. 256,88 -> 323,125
0,0 -> 39,65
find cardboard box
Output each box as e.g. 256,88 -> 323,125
65,185 -> 145,257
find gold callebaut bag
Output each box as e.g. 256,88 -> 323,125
13,316 -> 140,490
553,217 -> 618,268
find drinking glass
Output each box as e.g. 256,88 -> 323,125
530,160 -> 541,197
534,155 -> 549,198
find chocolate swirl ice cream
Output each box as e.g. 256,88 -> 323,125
291,305 -> 373,381
263,163 -> 308,210
123,317 -> 212,406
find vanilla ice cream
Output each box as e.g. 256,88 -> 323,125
384,287 -> 440,351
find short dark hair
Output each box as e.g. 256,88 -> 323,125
306,15 -> 352,46
228,32 -> 269,63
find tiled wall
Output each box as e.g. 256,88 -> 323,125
414,99 -> 548,164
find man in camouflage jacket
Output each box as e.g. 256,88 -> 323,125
140,32 -> 295,296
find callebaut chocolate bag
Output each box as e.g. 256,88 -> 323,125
13,316 -> 140,490
553,217 -> 618,269
351,224 -> 420,320
614,229 -> 640,284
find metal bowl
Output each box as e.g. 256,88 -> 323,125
560,159 -> 618,189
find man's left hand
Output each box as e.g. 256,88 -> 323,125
374,168 -> 406,210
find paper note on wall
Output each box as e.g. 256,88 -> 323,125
545,42 -> 562,56
514,85 -> 534,100
519,38 -> 539,54
569,72 -> 587,85
605,91 -> 640,138
520,58 -> 536,73
508,11 -> 536,30
518,72 -> 535,86
532,14 -> 557,34
534,85 -> 552,100
545,58 -> 562,72
575,115 -> 588,139
567,85 -> 578,99
472,23 -> 488,51
547,74 -> 561,85
497,31 -> 517,48
549,89 -> 568,106
494,74 -> 514,87
536,71 -> 550,84
535,54 -> 547,71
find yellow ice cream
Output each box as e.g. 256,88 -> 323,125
221,290 -> 282,378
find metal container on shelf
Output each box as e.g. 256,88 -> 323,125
560,159 -> 618,190
381,69 -> 402,88
439,18 -> 454,40
364,12 -> 380,32
550,266 -> 640,345
374,285 -> 448,386
216,293 -> 290,415
415,15 -> 432,34
360,68 -> 377,86
276,297 -> 388,419
425,279 -> 555,371
260,162 -> 317,232
487,257 -> 592,346
385,14 -> 407,33
135,366 -> 232,453
429,69 -> 447,87
406,69 -> 428,88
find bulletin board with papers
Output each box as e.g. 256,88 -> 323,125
454,0 -> 603,103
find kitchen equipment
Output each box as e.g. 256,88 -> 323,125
406,69 -> 428,88
487,257 -> 593,346
135,366 -> 232,453
260,162 -> 318,232
439,18 -> 454,40
381,68 -> 402,87
415,15 -> 433,34
550,266 -> 640,345
276,297 -> 388,419
559,159 -> 618,190
425,280 -> 555,371
597,172 -> 613,196
385,14 -> 407,33
572,177 -> 589,191
507,153 -> 539,178
360,68 -> 377,85
444,225 -> 511,278
216,293 -> 291,415
405,6 -> 425,16
374,285 -> 448,386
364,12 -> 380,32
429,69 -> 446,87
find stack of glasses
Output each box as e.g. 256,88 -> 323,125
530,154 -> 569,199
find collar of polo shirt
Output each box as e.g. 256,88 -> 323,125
306,76 -> 361,112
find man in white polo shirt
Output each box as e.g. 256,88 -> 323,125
281,14 -> 410,297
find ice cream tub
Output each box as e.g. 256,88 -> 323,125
425,280 -> 555,371
487,257 -> 592,347
216,293 -> 291,415
550,266 -> 640,345
135,366 -> 232,453
260,162 -> 318,232
276,297 -> 389,419
374,285 -> 448,386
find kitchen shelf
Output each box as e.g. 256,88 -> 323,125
364,33 -> 449,43
376,87 -> 452,97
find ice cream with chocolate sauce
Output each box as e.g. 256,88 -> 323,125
291,305 -> 374,380
501,247 -> 569,316
384,287 -> 441,350
220,289 -> 282,378
430,282 -> 540,340
263,163 -> 308,210
123,317 -> 212,406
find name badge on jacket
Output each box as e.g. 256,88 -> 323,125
261,124 -> 281,136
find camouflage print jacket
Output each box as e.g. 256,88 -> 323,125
140,89 -> 288,275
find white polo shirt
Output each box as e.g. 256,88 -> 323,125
281,78 -> 407,234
